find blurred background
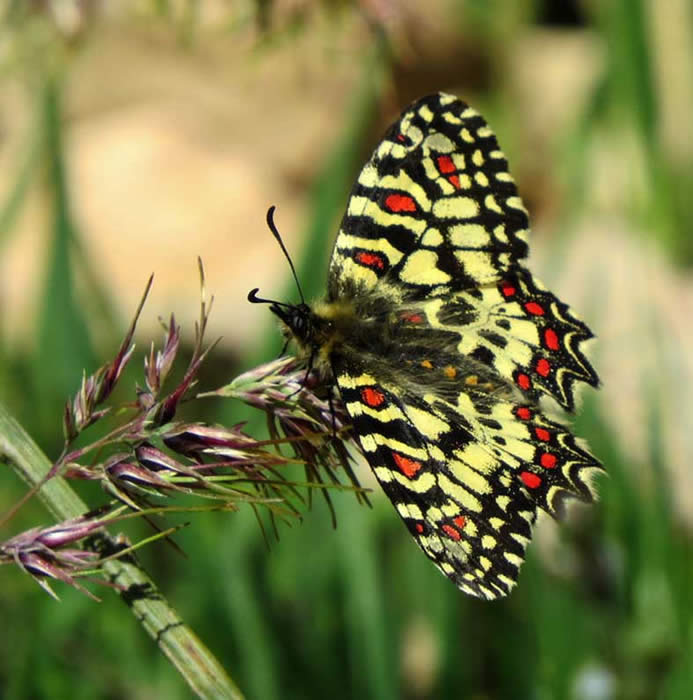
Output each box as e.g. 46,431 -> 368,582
1,1 -> 693,698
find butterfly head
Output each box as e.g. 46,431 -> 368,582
270,299 -> 314,345
248,287 -> 326,348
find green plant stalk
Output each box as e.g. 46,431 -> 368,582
0,118 -> 41,253
0,401 -> 244,700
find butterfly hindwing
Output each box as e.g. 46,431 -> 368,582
420,266 -> 599,412
334,354 -> 600,599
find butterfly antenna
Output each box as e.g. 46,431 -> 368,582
247,288 -> 274,305
266,205 -> 306,305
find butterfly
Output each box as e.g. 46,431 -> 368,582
251,93 -> 601,599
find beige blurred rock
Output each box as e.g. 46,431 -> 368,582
0,10 -> 368,352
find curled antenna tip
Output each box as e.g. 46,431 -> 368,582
266,205 -> 276,226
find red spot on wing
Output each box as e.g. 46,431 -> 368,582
361,387 -> 385,408
453,515 -> 467,529
355,251 -> 385,270
448,175 -> 461,189
501,283 -> 517,298
536,358 -> 551,377
521,471 -> 542,489
385,193 -> 417,213
393,453 -> 422,478
516,407 -> 532,421
516,373 -> 532,390
535,427 -> 551,442
524,301 -> 545,316
396,133 -> 406,142
415,523 -> 424,534
437,155 -> 456,173
401,312 -> 424,323
442,524 -> 461,541
540,453 -> 557,469
544,328 -> 560,350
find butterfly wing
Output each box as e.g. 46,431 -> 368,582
329,93 -> 597,410
409,266 -> 598,412
331,324 -> 600,599
323,93 -> 601,597
328,92 -> 529,297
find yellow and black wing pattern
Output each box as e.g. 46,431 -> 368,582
324,93 -> 601,599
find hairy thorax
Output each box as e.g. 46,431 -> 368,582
290,289 -> 516,407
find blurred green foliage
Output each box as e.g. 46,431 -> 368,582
1,1 -> 693,698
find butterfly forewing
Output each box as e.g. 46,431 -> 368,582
328,93 -> 530,299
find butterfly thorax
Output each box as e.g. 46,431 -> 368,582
271,299 -> 354,377
273,296 -> 403,377
275,291 -> 514,407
